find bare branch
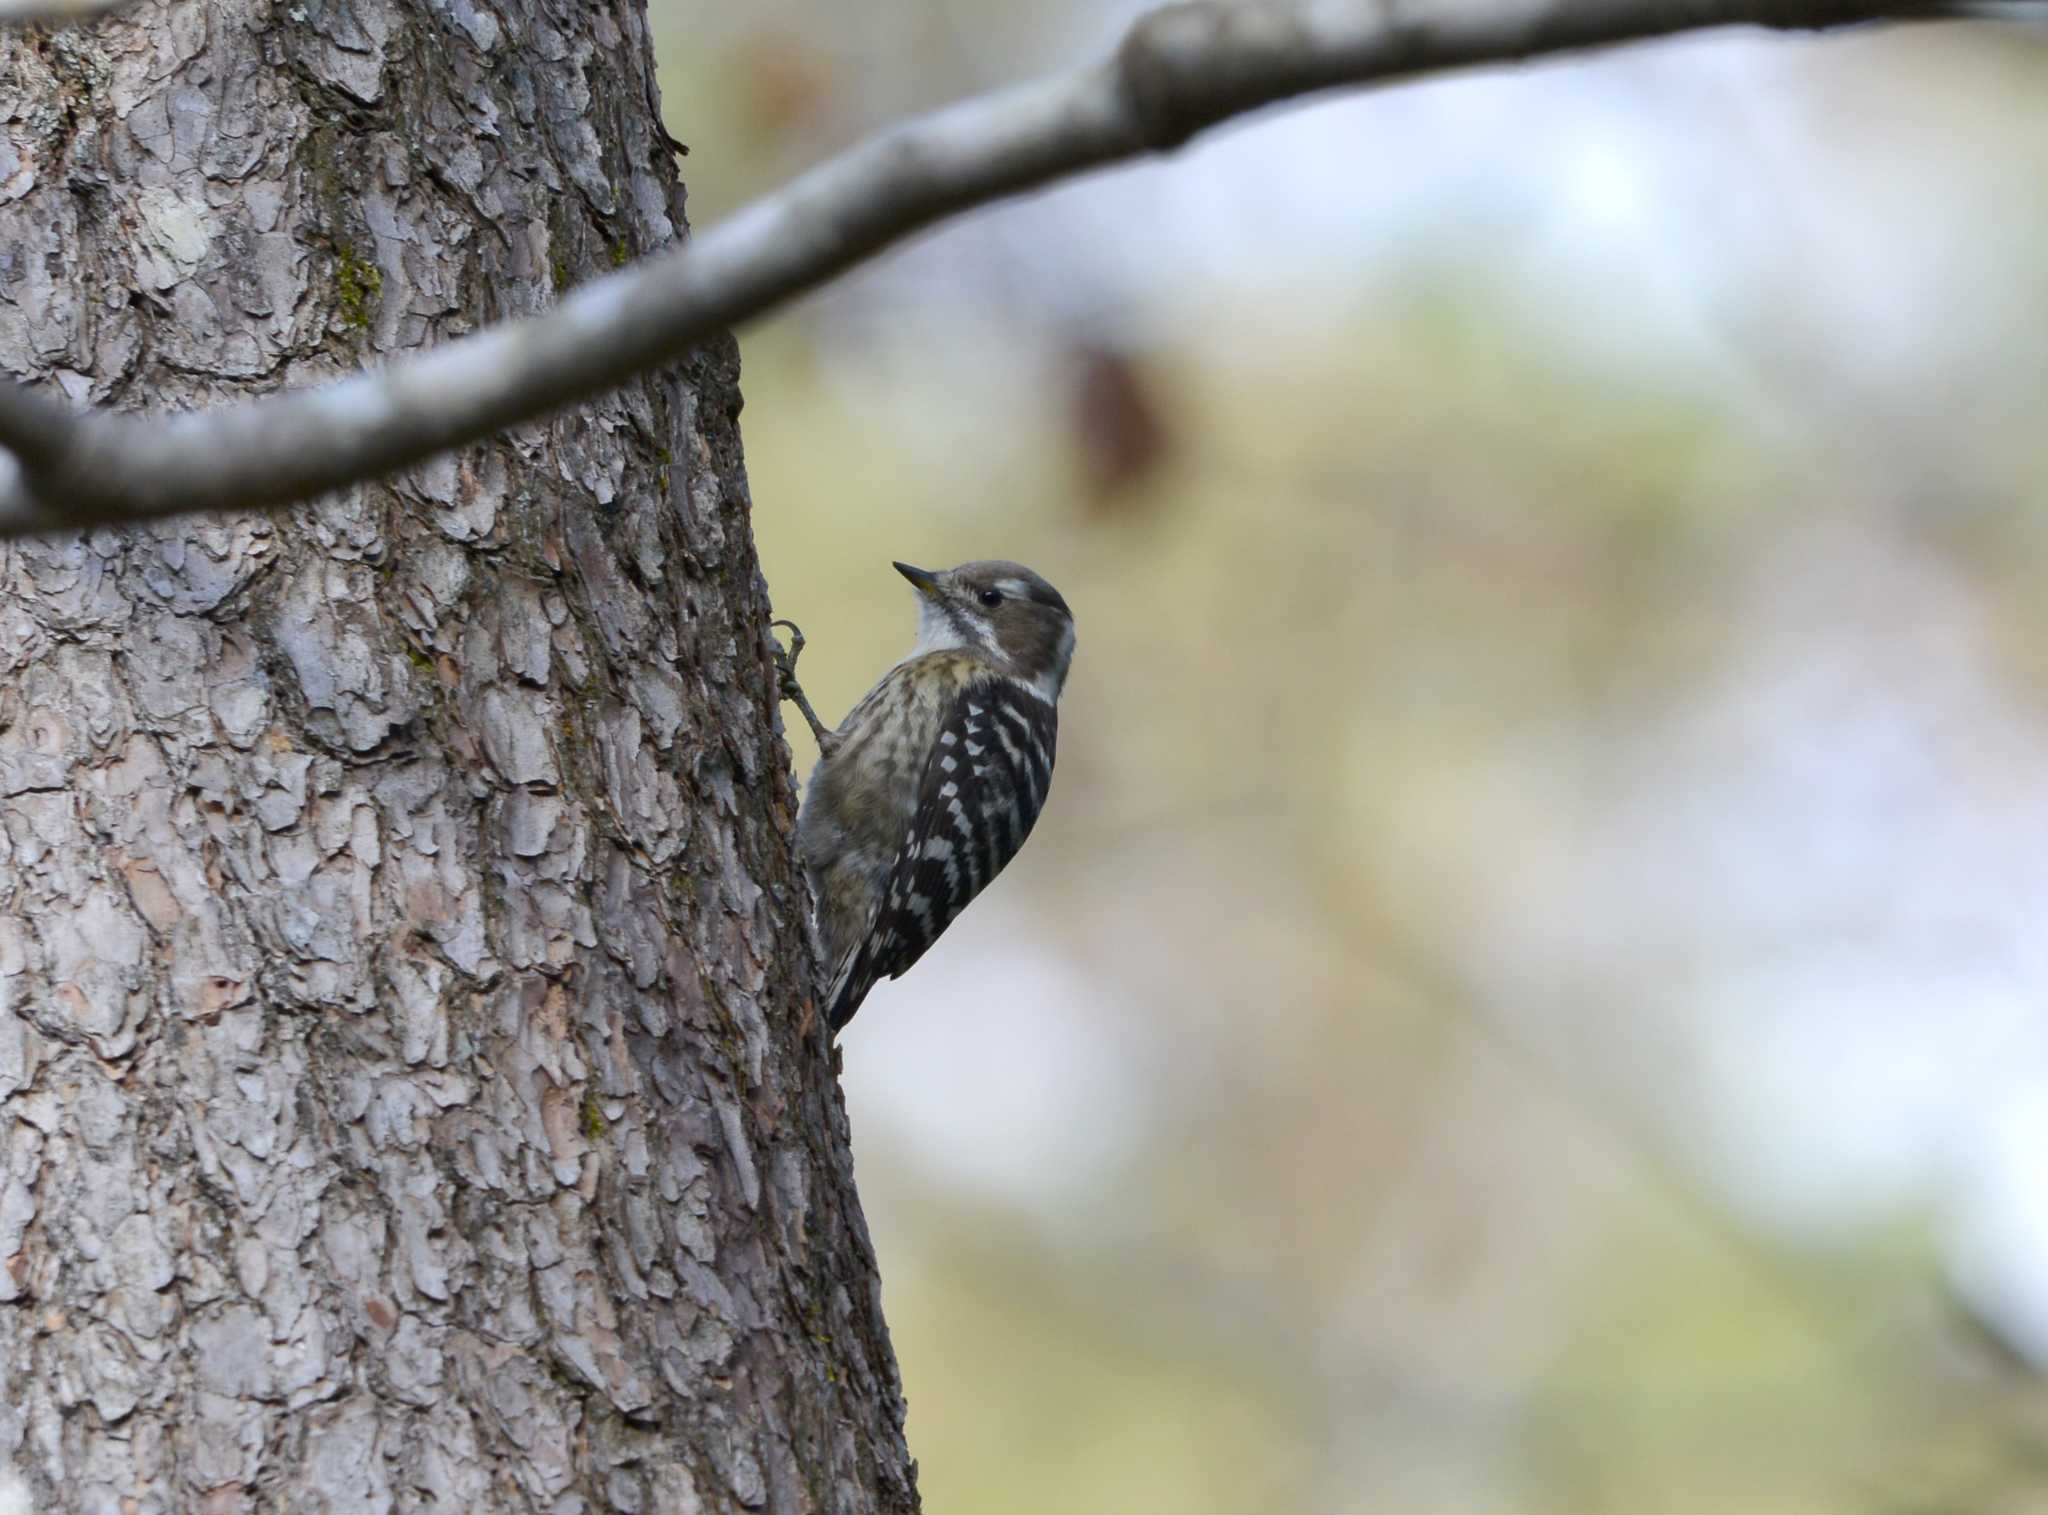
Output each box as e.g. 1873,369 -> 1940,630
0,0 -> 133,24
0,0 -> 1973,538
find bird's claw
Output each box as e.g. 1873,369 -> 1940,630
771,618 -> 806,668
769,618 -> 835,751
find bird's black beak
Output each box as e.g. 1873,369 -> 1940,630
893,562 -> 941,599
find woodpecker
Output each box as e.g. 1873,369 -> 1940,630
780,560 -> 1076,1033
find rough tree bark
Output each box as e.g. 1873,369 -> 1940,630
0,1 -> 917,1511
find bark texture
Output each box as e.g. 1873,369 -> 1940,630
0,1 -> 917,1510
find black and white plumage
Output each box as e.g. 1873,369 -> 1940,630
797,560 -> 1075,1033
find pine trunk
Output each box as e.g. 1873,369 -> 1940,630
0,2 -> 916,1509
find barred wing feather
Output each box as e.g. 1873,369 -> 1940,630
826,678 -> 1058,1031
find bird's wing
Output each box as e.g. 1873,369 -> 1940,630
825,676 -> 1058,1032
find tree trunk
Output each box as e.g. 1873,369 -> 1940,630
0,2 -> 916,1510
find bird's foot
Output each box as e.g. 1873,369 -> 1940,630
770,619 -> 837,752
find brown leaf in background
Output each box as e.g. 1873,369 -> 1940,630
1069,342 -> 1173,511
736,24 -> 839,142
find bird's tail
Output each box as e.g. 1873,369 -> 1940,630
824,945 -> 878,1035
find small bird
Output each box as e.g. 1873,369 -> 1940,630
780,560 -> 1076,1033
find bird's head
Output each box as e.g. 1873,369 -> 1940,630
895,559 -> 1075,700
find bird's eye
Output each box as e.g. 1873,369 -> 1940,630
977,589 -> 1002,608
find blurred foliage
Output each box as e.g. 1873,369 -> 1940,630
651,4 -> 2048,1512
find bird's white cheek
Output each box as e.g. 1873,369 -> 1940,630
905,599 -> 969,659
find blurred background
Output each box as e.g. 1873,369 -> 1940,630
650,6 -> 2048,1511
